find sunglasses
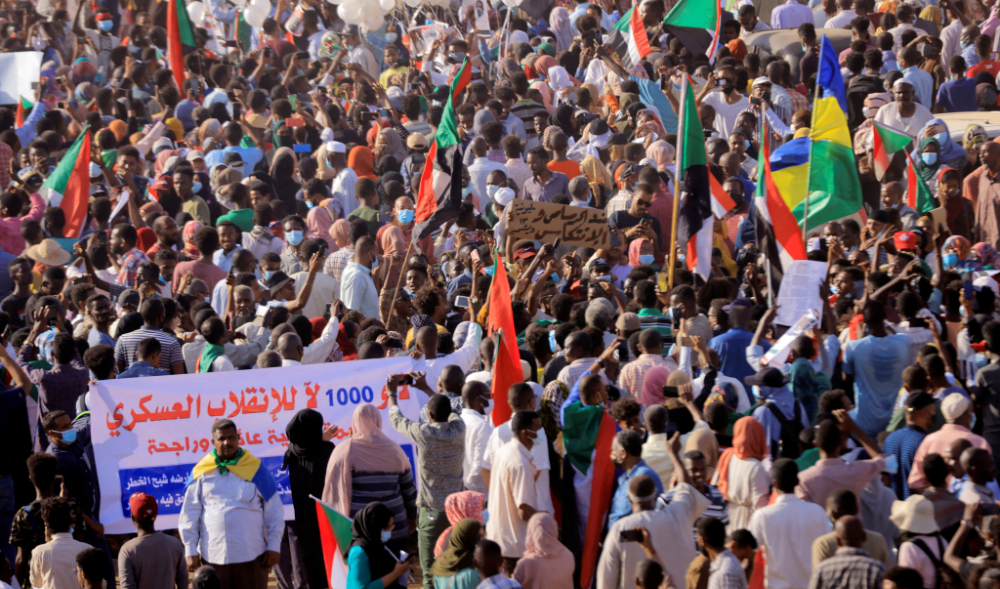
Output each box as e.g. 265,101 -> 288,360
636,199 -> 652,207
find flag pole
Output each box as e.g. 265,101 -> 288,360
667,79 -> 686,292
802,36 -> 824,244
385,237 -> 416,329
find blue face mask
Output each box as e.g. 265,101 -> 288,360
638,254 -> 655,265
744,139 -> 750,150
305,201 -> 315,209
943,252 -> 959,268
462,185 -> 473,197
263,270 -> 275,281
380,530 -> 392,543
192,181 -> 203,193
484,266 -> 495,276
397,209 -> 415,225
371,256 -> 379,270
286,230 -> 304,246
60,428 -> 77,444
921,152 -> 938,165
386,33 -> 398,43
830,284 -> 838,294
961,42 -> 969,49
98,20 -> 113,32
482,509 -> 489,524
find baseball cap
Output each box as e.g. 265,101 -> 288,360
513,247 -> 537,260
118,289 -> 140,307
266,271 -> 293,295
129,492 -> 158,521
223,152 -> 244,169
616,312 -> 641,331
751,76 -> 773,88
894,231 -> 917,251
406,133 -> 428,150
591,257 -> 611,272
744,366 -> 790,388
904,390 -> 935,412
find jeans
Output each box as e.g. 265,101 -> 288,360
0,475 -> 14,565
418,508 -> 449,589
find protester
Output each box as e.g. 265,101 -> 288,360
118,493 -> 188,589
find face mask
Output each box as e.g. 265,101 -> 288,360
371,256 -> 379,270
887,202 -> 899,209
60,428 -> 77,444
484,266 -> 495,276
263,270 -> 275,281
975,351 -> 989,368
638,254 -> 655,265
882,454 -> 899,475
678,253 -> 686,263
204,296 -> 211,303
802,44 -> 808,53
192,181 -> 203,193
98,20 -> 113,32
64,20 -> 71,31
449,52 -> 465,62
486,184 -> 500,199
921,152 -> 938,165
385,32 -> 399,43
971,412 -> 978,430
397,209 -> 415,225
462,185 -> 473,197
346,44 -> 355,52
830,284 -> 838,294
864,107 -> 877,118
943,252 -> 959,268
961,42 -> 969,49
380,530 -> 392,543
744,139 -> 750,150
549,329 -> 558,352
286,230 -> 304,246
306,201 -> 315,209
482,509 -> 489,524
961,304 -> 968,318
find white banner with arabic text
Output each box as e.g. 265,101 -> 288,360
91,357 -> 425,534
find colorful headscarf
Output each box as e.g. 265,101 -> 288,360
549,7 -> 574,52
348,146 -> 377,180
182,221 -> 203,259
640,366 -> 672,407
974,243 -> 1000,269
715,416 -> 769,500
628,238 -> 651,266
433,491 -> 485,558
329,219 -> 352,249
727,39 -> 748,61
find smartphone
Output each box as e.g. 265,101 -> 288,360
964,271 -> 974,301
379,108 -> 391,119
227,90 -> 237,102
455,295 -> 470,308
293,143 -> 311,153
263,47 -> 273,58
316,86 -> 327,95
296,51 -> 310,60
656,272 -> 669,292
395,373 -> 414,385
325,303 -> 331,316
224,39 -> 239,47
470,249 -> 482,264
386,337 -> 404,349
619,529 -> 643,543
377,212 -> 391,223
553,237 -> 561,249
678,335 -> 695,347
232,101 -> 242,120
749,96 -> 761,106
702,129 -> 713,138
662,385 -> 679,399
285,116 -> 305,128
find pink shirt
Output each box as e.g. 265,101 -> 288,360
795,455 -> 885,515
0,192 -> 44,256
908,424 -> 992,490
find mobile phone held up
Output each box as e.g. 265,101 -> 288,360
619,529 -> 643,543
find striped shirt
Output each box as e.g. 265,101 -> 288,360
389,408 -> 466,511
29,533 -> 92,589
882,424 -> 926,499
114,325 -> 183,372
606,190 -> 632,215
324,249 -> 354,284
708,549 -> 749,589
510,100 -> 548,140
349,470 -> 418,543
658,484 -> 729,548
809,547 -> 886,589
116,247 -> 150,288
619,354 -> 678,401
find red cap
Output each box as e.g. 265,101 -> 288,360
95,12 -> 112,20
129,492 -> 158,521
972,341 -> 988,353
513,248 -> 537,260
894,231 -> 917,251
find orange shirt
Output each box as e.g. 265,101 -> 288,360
548,159 -> 581,180
967,61 -> 1000,78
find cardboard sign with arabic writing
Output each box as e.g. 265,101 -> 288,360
506,200 -> 611,249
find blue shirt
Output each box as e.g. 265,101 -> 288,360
86,329 -> 115,349
203,146 -> 264,179
609,460 -> 663,526
883,424 -> 926,500
882,50 -> 899,73
446,270 -> 473,299
902,66 -> 935,108
116,360 -> 170,379
708,328 -> 768,385
937,77 -> 980,112
843,333 -> 911,437
15,102 -> 47,148
963,45 -> 980,68
212,246 -> 242,273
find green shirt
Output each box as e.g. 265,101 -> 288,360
348,206 -> 381,239
216,208 -> 255,232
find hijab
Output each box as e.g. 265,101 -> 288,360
938,167 -> 965,229
348,146 -> 377,180
524,512 -> 571,559
281,409 -> 335,511
640,366 -> 672,407
155,149 -> 180,177
531,79 -> 556,113
915,137 -> 942,183
547,104 -> 576,138
136,227 -> 157,253
182,221 -> 203,259
974,242 -> 1000,269
914,118 -> 966,164
581,155 -> 614,192
715,416 -> 769,500
549,7 -> 574,52
646,140 -> 675,171
434,491 -> 485,558
499,57 -> 522,83
615,93 -> 640,133
379,128 -> 408,163
628,238 -> 650,266
727,39 -> 748,61
330,219 -> 352,249
473,109 -> 497,136
322,404 -> 412,516
547,66 -> 575,97
534,55 -> 559,80
377,155 -> 400,176
429,519 -> 482,577
307,205 -> 337,251
348,502 -> 399,583
271,147 -> 301,212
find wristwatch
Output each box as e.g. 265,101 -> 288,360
596,358 -> 605,368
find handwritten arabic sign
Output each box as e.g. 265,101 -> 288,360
506,199 -> 611,249
91,357 -> 423,534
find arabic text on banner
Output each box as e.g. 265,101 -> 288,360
91,357 -> 424,534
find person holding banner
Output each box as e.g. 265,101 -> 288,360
178,419 -> 283,589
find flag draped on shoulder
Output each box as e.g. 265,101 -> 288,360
167,0 -> 197,92
486,253 -> 520,427
906,155 -> 934,214
674,79 -> 714,280
801,35 -> 863,230
662,0 -> 722,59
39,127 -> 91,239
414,58 -> 471,241
609,7 -> 652,70
754,117 -> 806,290
872,121 -> 912,180
314,498 -> 353,589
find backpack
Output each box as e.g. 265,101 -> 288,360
764,401 -> 804,459
911,537 -> 948,588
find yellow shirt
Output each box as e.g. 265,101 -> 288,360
379,66 -> 408,89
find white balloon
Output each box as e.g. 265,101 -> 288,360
362,13 -> 385,30
378,0 -> 395,10
338,2 -> 363,23
402,0 -> 420,7
243,6 -> 266,26
187,1 -> 205,26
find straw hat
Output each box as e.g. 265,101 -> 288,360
890,495 -> 939,535
26,239 -> 72,266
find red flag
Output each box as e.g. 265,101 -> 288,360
487,254 -> 521,426
580,412 -> 617,589
166,0 -> 197,91
60,130 -> 92,239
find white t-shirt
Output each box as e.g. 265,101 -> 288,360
701,90 -> 751,140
